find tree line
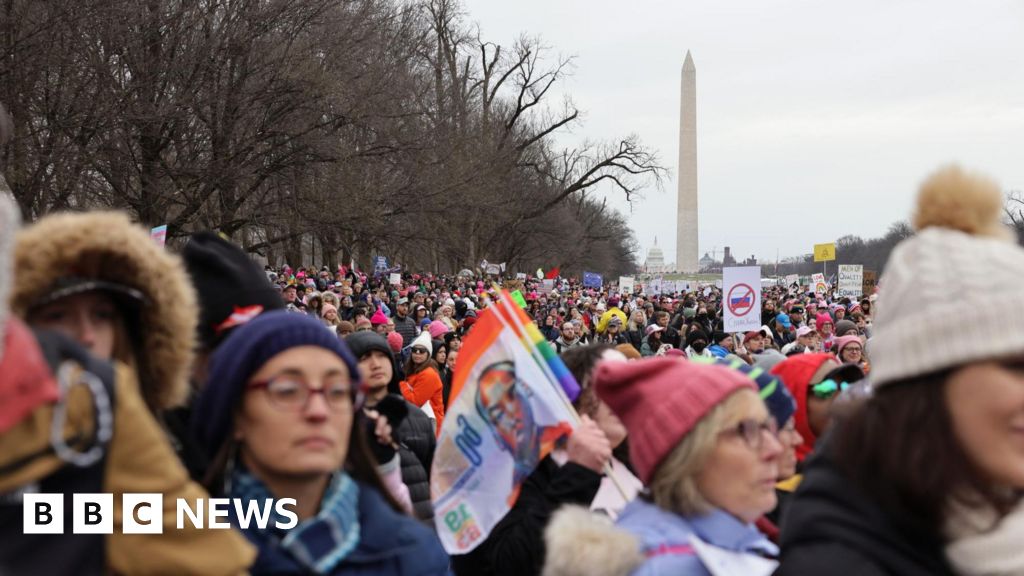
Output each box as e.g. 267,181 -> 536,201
0,0 -> 663,278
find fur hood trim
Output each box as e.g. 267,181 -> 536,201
10,211 -> 197,411
542,505 -> 644,576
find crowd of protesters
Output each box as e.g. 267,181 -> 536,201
2,111 -> 1023,576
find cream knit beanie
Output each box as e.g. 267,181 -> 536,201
870,165 -> 1024,387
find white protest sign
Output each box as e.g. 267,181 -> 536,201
619,276 -> 635,295
389,273 -> 402,286
714,279 -> 724,290
838,265 -> 863,299
812,273 -> 827,295
649,276 -> 663,296
723,267 -> 762,333
542,279 -> 555,292
515,272 -> 527,281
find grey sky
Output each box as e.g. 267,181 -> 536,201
463,0 -> 1024,266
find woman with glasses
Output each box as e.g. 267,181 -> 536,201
400,331 -> 446,437
193,311 -> 448,575
833,335 -> 870,374
544,356 -> 784,575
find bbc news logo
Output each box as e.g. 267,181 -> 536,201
22,493 -> 298,534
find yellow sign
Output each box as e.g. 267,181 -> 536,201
814,243 -> 836,262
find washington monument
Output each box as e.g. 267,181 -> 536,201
676,50 -> 698,273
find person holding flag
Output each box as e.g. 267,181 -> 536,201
432,290 -> 613,576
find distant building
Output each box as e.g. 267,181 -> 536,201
644,238 -> 667,274
699,252 -> 716,270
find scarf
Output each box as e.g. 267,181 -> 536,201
230,468 -> 361,574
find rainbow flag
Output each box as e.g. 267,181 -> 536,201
430,290 -> 579,553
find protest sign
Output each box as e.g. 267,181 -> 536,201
812,273 -> 827,295
838,265 -> 864,298
582,272 -> 603,289
389,272 -> 402,286
619,276 -> 635,295
814,243 -> 836,262
723,267 -> 762,332
863,270 -> 878,294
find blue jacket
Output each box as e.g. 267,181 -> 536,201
241,482 -> 450,575
616,499 -> 777,575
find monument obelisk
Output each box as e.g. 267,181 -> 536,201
676,50 -> 698,273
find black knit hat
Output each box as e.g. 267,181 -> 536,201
183,232 -> 284,350
345,331 -> 401,395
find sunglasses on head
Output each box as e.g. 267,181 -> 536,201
811,379 -> 849,399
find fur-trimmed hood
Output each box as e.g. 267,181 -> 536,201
543,506 -> 643,576
9,211 -> 197,412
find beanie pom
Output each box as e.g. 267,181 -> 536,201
913,165 -> 1013,240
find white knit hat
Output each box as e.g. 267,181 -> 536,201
870,165 -> 1024,387
410,330 -> 433,355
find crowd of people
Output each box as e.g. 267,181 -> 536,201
2,127 -> 1023,575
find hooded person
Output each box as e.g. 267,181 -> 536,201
346,331 -> 436,522
778,166 -> 1024,576
0,192 -> 255,575
10,211 -> 198,425
596,297 -> 628,335
769,354 -> 863,465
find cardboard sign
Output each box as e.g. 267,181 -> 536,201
863,270 -> 878,294
389,273 -> 402,286
723,266 -> 762,332
812,273 -> 827,295
814,243 -> 836,262
838,265 -> 864,299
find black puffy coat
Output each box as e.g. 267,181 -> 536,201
394,397 -> 436,522
777,437 -> 954,576
451,456 -> 601,576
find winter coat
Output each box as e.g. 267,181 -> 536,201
777,439 -> 954,576
393,314 -> 419,347
540,324 -> 560,342
640,336 -> 661,357
542,499 -> 778,576
625,329 -> 644,352
401,367 -> 445,436
451,456 -> 601,576
9,210 -> 198,414
0,323 -> 255,575
394,396 -> 437,522
552,336 -> 582,354
239,480 -> 450,576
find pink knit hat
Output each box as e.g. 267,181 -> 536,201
370,307 -> 388,326
386,331 -> 403,353
592,356 -> 756,484
833,334 -> 862,357
428,320 -> 449,339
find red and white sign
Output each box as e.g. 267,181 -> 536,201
724,266 -> 762,332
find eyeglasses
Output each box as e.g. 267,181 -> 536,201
411,347 -> 429,355
247,376 -> 354,411
811,379 -> 849,399
843,346 -> 863,354
720,417 -> 778,451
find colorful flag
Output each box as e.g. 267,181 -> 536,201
430,291 -> 580,554
544,266 -> 560,280
510,290 -> 528,309
150,224 -> 168,247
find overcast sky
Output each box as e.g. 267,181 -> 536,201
463,0 -> 1024,265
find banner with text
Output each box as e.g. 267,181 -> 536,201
723,267 -> 762,332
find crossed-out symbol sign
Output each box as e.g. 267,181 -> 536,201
727,283 -> 755,317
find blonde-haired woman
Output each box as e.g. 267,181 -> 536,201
544,357 -> 782,576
